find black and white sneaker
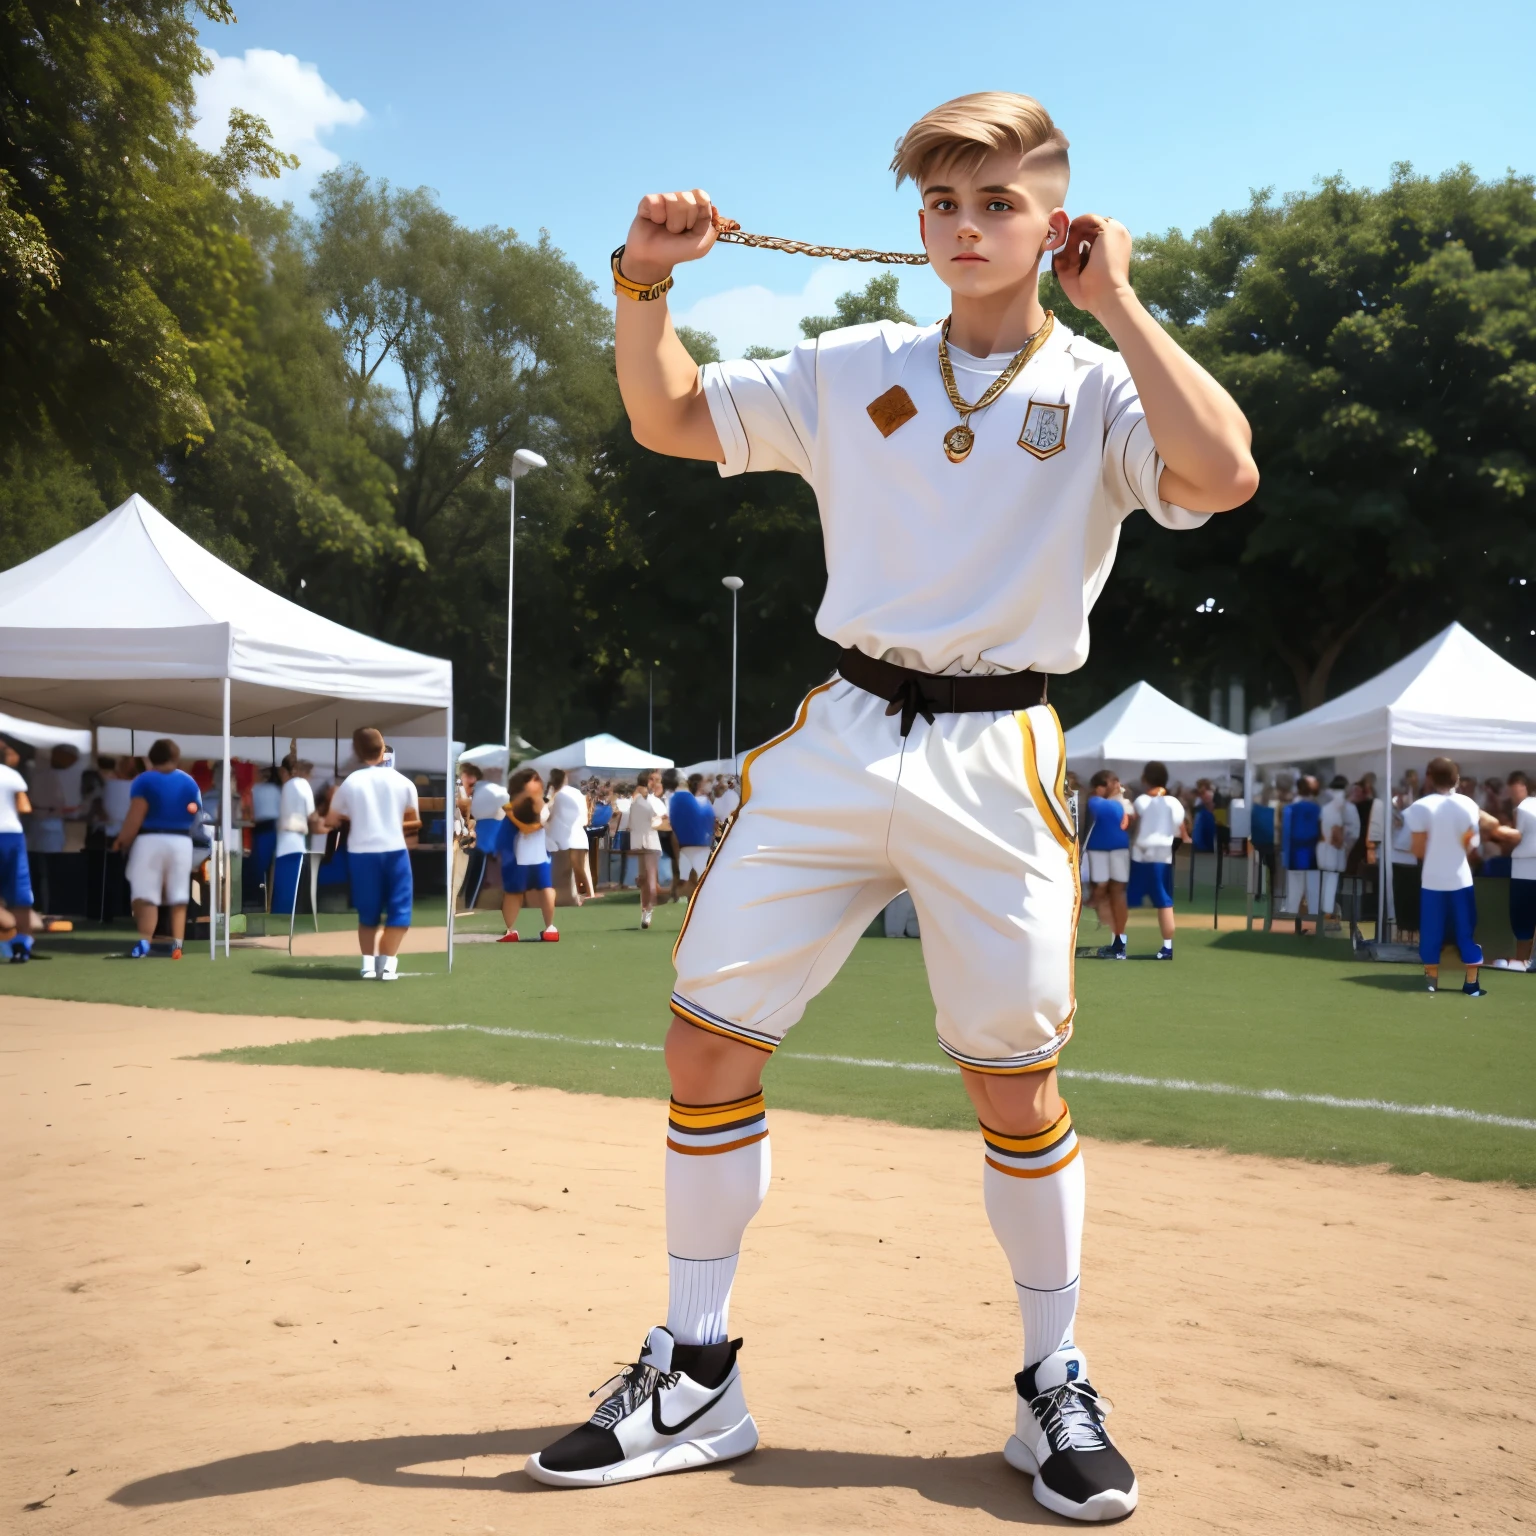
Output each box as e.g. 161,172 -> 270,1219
525,1325 -> 757,1487
1004,1347 -> 1138,1521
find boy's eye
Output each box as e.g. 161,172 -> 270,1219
986,200 -> 1012,212
931,198 -> 957,212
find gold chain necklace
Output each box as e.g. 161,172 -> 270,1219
936,312 -> 1054,463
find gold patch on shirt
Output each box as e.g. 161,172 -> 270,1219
1018,399 -> 1069,460
866,385 -> 918,438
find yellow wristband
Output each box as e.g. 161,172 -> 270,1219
612,246 -> 674,302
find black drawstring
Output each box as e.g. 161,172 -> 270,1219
885,678 -> 936,738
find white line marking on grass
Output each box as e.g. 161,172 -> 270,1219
436,1026 -> 1536,1132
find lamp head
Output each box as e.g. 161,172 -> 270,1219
510,448 -> 547,479
722,575 -> 744,591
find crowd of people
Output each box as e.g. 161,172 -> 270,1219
452,763 -> 740,939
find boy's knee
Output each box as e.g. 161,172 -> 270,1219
665,1016 -> 766,1103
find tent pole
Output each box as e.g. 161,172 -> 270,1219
445,698 -> 454,976
1381,722 -> 1394,943
222,676 -> 232,958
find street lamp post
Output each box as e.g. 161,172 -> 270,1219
504,448 -> 547,766
722,575 -> 743,768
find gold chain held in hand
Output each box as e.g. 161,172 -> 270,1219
712,218 -> 929,266
936,312 -> 1054,463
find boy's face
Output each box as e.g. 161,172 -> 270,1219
918,146 -> 1069,305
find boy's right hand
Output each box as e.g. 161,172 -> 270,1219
622,189 -> 719,284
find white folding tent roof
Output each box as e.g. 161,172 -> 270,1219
1247,623 -> 1536,765
0,494 -> 451,736
523,733 -> 673,776
678,757 -> 740,779
1064,681 -> 1247,780
0,708 -> 91,755
0,494 -> 456,963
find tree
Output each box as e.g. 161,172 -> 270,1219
799,270 -> 913,338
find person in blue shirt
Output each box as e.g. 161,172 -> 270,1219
111,738 -> 204,959
670,773 -> 719,895
1083,769 -> 1131,958
1281,774 -> 1324,935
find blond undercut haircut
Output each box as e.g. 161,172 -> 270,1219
891,91 -> 1069,195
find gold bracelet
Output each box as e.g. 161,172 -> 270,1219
612,246 -> 674,302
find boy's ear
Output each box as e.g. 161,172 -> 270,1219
1040,208 -> 1070,256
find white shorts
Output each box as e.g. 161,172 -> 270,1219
127,832 -> 194,907
678,846 -> 711,881
1086,848 -> 1130,884
671,680 -> 1079,1074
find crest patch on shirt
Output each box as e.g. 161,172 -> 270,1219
866,385 -> 918,439
1018,399 -> 1069,460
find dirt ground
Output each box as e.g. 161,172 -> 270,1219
4,997 -> 1533,1533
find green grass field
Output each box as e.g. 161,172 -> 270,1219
5,891 -> 1533,1184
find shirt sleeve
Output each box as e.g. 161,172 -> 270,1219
1099,352 -> 1211,531
330,780 -> 350,818
1404,801 -> 1429,834
699,339 -> 820,479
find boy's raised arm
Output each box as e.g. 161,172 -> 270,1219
615,190 -> 726,462
1054,215 -> 1259,514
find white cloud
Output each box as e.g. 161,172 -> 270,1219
673,263 -> 868,358
193,48 -> 365,193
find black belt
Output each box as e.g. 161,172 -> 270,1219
837,647 -> 1048,737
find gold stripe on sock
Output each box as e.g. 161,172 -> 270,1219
984,1142 -> 1081,1180
666,1129 -> 769,1157
979,1103 -> 1072,1154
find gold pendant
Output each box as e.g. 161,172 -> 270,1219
943,424 -> 974,463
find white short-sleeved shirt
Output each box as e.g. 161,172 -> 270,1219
547,784 -> 588,851
276,776 -> 316,858
471,781 -> 509,824
1508,798 -> 1536,880
101,778 -> 134,836
628,792 -> 666,852
512,818 -> 549,865
0,763 -> 26,834
700,320 -> 1207,677
1404,792 -> 1481,891
330,764 -> 418,854
1132,792 -> 1184,864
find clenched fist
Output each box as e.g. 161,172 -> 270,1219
1051,214 -> 1134,318
622,189 -> 720,285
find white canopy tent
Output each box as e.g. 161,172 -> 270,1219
523,733 -> 673,777
0,494 -> 456,963
1064,681 -> 1248,784
456,736 -> 537,776
0,709 -> 91,755
678,757 -> 739,780
94,731 -> 463,779
1247,622 -> 1536,935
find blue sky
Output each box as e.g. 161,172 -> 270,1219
194,0 -> 1536,355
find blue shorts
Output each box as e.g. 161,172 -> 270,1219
1509,878 -> 1536,943
350,848 -> 413,927
0,831 -> 33,907
504,859 -> 553,894
1418,885 -> 1481,967
1127,859 -> 1174,909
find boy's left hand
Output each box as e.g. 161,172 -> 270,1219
1052,214 -> 1134,316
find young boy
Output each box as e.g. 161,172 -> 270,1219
0,742 -> 36,961
526,92 -> 1255,1520
1128,761 -> 1185,960
1281,774 -> 1323,935
458,762 -> 509,910
324,728 -> 420,980
496,766 -> 558,941
1083,769 -> 1130,958
1405,756 -> 1513,995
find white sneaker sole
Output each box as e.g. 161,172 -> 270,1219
1004,1434 -> 1139,1522
525,1412 -> 758,1487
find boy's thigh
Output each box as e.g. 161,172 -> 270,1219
672,682 -> 904,1050
890,706 -> 1079,1072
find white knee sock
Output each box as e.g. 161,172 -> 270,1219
981,1102 -> 1085,1367
664,1091 -> 770,1345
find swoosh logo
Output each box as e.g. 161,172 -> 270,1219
653,1381 -> 730,1437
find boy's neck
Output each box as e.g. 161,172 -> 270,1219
944,274 -> 1048,358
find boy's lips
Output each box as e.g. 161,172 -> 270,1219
951,252 -> 987,262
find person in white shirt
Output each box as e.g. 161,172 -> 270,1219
0,742 -> 37,960
272,759 -> 321,915
1494,770 -> 1536,971
1128,761 -> 1185,959
526,92 -> 1256,1511
495,766 -> 558,941
547,767 -> 594,906
323,728 -> 420,980
459,763 -> 509,909
613,785 -> 635,888
1315,775 -> 1360,929
24,743 -> 82,855
247,766 -> 283,907
627,768 -> 668,929
1404,756 -> 1515,995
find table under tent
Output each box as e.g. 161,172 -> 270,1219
1246,622 -> 1536,946
0,494 -> 457,963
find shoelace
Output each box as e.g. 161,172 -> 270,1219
1032,1380 -> 1112,1454
587,1355 -> 680,1430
